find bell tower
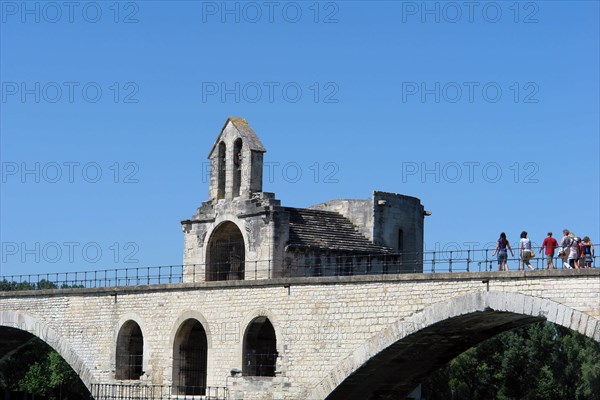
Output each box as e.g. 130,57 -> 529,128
207,117 -> 266,200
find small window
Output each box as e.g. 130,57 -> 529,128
232,138 -> 242,197
217,142 -> 226,200
115,321 -> 143,380
243,317 -> 277,377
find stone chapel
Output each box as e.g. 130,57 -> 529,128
181,117 -> 427,282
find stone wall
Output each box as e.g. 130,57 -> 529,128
2,270 -> 598,400
309,199 -> 373,241
182,193 -> 283,282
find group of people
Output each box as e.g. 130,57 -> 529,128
492,230 -> 595,271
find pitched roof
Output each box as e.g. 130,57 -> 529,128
284,207 -> 392,254
208,117 -> 266,158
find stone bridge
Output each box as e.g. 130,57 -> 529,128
1,269 -> 599,400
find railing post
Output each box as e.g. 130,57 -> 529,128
432,251 -> 436,273
467,249 -> 471,272
485,249 -> 489,271
449,250 -> 453,273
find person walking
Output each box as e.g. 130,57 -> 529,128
493,232 -> 514,271
540,232 -> 558,269
582,236 -> 594,268
577,237 -> 585,267
567,233 -> 579,269
560,229 -> 572,269
519,231 -> 535,270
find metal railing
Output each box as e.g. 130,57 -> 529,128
243,352 -> 278,377
1,245 -> 596,292
116,354 -> 144,380
91,384 -> 227,400
0,265 -> 189,290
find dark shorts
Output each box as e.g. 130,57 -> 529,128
497,253 -> 508,264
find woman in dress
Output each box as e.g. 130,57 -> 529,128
492,232 -> 514,271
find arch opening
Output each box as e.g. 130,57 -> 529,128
326,311 -> 544,399
217,141 -> 226,200
233,138 -> 243,197
318,292 -> 600,400
172,319 -> 208,395
0,325 -> 90,398
243,317 -> 277,377
207,221 -> 245,281
115,320 -> 144,380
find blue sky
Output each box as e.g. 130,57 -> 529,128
1,1 -> 599,276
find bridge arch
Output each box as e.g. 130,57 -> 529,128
234,309 -> 283,377
115,320 -> 144,380
311,291 -> 600,399
169,311 -> 212,395
0,310 -> 94,390
243,317 -> 278,377
113,313 -> 149,380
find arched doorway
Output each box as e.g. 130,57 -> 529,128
243,317 -> 277,377
172,319 -> 208,395
115,320 -> 144,380
207,221 -> 245,281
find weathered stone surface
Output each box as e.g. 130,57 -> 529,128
181,118 -> 427,283
1,270 -> 599,400
3,119 -> 598,400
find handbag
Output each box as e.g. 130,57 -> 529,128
558,237 -> 573,258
